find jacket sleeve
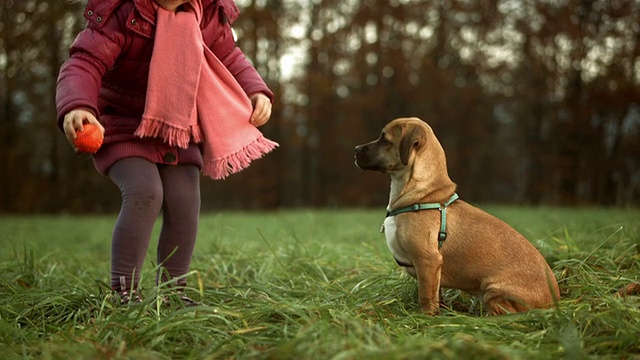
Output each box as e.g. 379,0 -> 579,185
207,1 -> 274,102
55,15 -> 125,130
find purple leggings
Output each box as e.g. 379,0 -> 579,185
107,157 -> 201,290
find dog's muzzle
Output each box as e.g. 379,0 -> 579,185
354,144 -> 372,169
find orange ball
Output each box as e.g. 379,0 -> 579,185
74,123 -> 104,154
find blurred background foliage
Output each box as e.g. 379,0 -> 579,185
1,0 -> 639,213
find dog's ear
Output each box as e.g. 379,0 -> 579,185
399,125 -> 426,165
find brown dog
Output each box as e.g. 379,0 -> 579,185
354,117 -> 560,315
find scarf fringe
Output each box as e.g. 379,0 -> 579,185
202,135 -> 279,180
135,117 -> 203,148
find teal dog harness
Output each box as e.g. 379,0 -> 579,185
385,193 -> 459,249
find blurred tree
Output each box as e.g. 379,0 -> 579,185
1,0 -> 639,213
0,0 -> 98,213
506,0 -> 640,205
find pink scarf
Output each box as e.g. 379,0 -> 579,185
135,1 -> 278,180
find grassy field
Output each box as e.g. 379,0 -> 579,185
1,206 -> 639,359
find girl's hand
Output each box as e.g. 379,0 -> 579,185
63,109 -> 104,153
249,93 -> 272,127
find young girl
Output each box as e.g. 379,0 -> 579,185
56,0 -> 274,305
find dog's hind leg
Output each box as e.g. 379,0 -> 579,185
482,288 -> 529,315
616,282 -> 640,297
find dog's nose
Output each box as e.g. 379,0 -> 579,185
354,145 -> 368,166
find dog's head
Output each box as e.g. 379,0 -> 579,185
354,117 -> 434,174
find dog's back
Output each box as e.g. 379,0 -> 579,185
440,201 -> 560,313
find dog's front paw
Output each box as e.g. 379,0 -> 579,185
421,301 -> 440,316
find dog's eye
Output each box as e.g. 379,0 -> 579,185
379,136 -> 389,145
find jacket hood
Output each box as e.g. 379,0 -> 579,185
83,0 -> 227,28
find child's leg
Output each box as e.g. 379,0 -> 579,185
156,164 -> 201,286
108,158 -> 163,290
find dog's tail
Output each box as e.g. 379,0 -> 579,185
616,282 -> 640,297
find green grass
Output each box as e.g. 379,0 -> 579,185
1,207 -> 639,359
